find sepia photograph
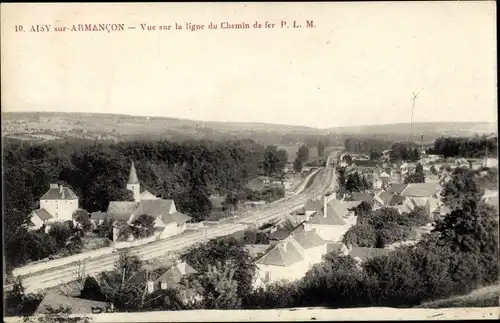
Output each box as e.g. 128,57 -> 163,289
1,2 -> 498,322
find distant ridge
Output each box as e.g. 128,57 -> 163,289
2,111 -> 496,135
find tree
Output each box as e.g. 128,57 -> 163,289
342,154 -> 353,165
407,206 -> 430,227
114,220 -> 133,242
80,276 -> 106,302
369,150 -> 383,161
405,163 -> 425,184
73,209 -> 91,231
293,159 -> 303,173
298,252 -> 372,308
262,145 -> 288,177
98,253 -> 149,311
143,288 -> 186,311
48,222 -> 74,249
4,278 -> 44,317
296,145 -> 309,164
434,168 -> 498,287
192,262 -> 241,309
131,214 -> 155,238
440,167 -> 484,213
349,201 -> 373,221
317,141 -> 325,157
342,224 -> 377,247
180,236 -> 256,301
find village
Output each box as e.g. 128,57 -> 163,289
14,144 -> 498,314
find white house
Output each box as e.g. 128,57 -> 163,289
28,184 -> 80,231
255,240 -> 309,287
107,162 -> 192,241
302,196 -> 358,242
254,228 -> 327,287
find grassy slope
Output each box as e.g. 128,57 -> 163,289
417,284 -> 500,308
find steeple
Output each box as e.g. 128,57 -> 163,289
127,161 -> 140,202
128,161 -> 140,184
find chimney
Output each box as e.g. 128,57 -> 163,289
323,195 -> 328,218
281,241 -> 287,252
59,185 -> 63,193
50,183 -> 58,189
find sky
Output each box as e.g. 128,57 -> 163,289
1,2 -> 497,129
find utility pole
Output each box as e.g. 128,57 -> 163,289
409,92 -> 419,145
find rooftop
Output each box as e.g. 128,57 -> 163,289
40,184 -> 78,200
34,293 -> 110,315
256,240 -> 305,267
349,247 -> 392,262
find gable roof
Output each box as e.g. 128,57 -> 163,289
107,201 -> 138,222
140,190 -> 159,200
32,208 -> 53,221
379,171 -> 391,178
244,244 -> 272,258
90,211 -> 108,221
291,230 -> 326,249
132,199 -> 174,218
394,203 -> 413,215
256,240 -> 305,267
209,195 -> 225,209
308,207 -> 347,226
34,293 -> 109,315
349,247 -> 392,262
401,183 -> 441,197
40,185 -> 78,200
327,242 -> 347,253
155,261 -> 197,285
387,183 -> 408,195
345,193 -> 374,204
304,199 -> 322,211
161,211 -> 192,225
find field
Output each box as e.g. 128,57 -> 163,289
3,112 -> 495,146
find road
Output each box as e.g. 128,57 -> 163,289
17,152 -> 340,293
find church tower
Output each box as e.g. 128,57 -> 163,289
127,161 -> 140,202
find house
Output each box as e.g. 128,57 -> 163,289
34,293 -> 112,315
303,199 -> 323,217
255,239 -> 309,286
244,244 -> 272,259
390,170 -> 403,184
378,171 -> 391,183
401,183 -> 441,198
375,191 -> 406,207
28,184 -> 80,231
343,193 -> 375,205
348,246 -> 392,264
484,158 -> 498,168
90,211 -> 108,226
147,260 -> 198,292
386,183 -> 407,195
107,162 -> 192,241
254,227 -> 328,286
303,196 -> 356,242
482,189 -> 499,210
326,241 -> 349,256
289,227 -> 328,264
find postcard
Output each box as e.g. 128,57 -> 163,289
2,2 -> 498,322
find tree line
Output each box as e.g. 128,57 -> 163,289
3,138 -> 287,272
428,135 -> 497,158
344,135 -> 498,161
